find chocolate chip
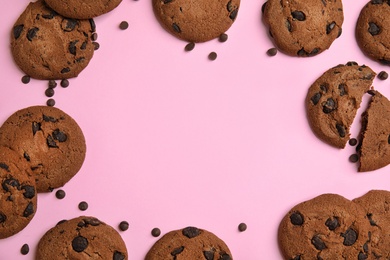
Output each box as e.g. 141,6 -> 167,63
20,244 -> 29,255
291,11 -> 306,21
208,52 -> 217,61
151,227 -> 161,237
220,253 -> 232,260
89,19 -> 96,32
261,1 -> 267,13
379,59 -> 390,65
238,222 -> 247,232
338,83 -> 347,96
326,22 -> 336,34
0,213 -> 7,223
292,256 -> 301,260
23,202 -> 34,217
182,226 -> 201,238
22,185 -> 35,199
325,217 -> 339,230
219,33 -> 228,42
119,21 -> 129,30
84,217 -> 100,226
119,221 -> 129,231
72,236 -> 88,252
61,67 -> 70,74
45,88 -> 55,97
46,98 -> 56,107
203,250 -> 215,260
42,10 -> 57,19
93,42 -> 100,50
227,1 -> 234,11
2,178 -> 20,191
171,246 -> 184,256
337,28 -> 342,38
55,189 -> 66,199
349,154 -> 359,163
23,152 -> 30,162
21,75 -> 30,84
371,0 -> 384,4
62,19 -> 78,31
69,40 -> 78,55
358,252 -> 368,260
290,212 -> 304,225
52,129 -> 67,142
267,47 -> 277,56
286,20 -> 292,32
342,228 -> 357,246
78,201 -> 88,211
27,27 -> 39,41
229,9 -> 238,20
163,0 -> 173,3
48,80 -> 57,88
13,24 -> 24,39
368,22 -> 380,35
311,93 -> 322,105
297,48 -> 319,57
0,163 -> 9,171
47,135 -> 58,148
185,42 -> 195,52
60,79 -> 69,88
349,138 -> 358,146
367,213 -> 377,226
336,123 -> 346,138
378,71 -> 388,80
323,98 -> 336,113
113,251 -> 126,260
91,33 -> 98,41
172,23 -> 181,33
311,235 -> 326,250
32,122 -> 41,135
43,114 -> 57,122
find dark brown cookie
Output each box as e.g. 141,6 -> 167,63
306,62 -> 376,148
353,190 -> 390,259
358,90 -> 390,172
278,194 -> 372,259
0,106 -> 86,192
36,216 -> 128,259
356,0 -> 390,65
43,0 -> 122,19
145,226 -> 232,260
11,0 -> 95,80
262,0 -> 344,57
152,0 -> 240,43
0,146 -> 37,239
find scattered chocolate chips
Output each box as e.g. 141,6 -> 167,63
229,9 -> 238,20
93,42 -> 100,50
60,79 -> 69,88
378,71 -> 388,80
72,236 -> 88,252
47,98 -> 56,107
290,212 -> 304,226
311,235 -> 326,250
119,221 -> 129,231
45,88 -> 55,97
55,189 -> 66,199
119,21 -> 129,30
182,226 -> 201,238
291,11 -> 306,21
349,154 -> 359,163
184,42 -> 195,52
325,217 -> 339,230
349,138 -> 358,146
342,228 -> 357,246
78,201 -> 88,211
267,47 -> 277,56
91,33 -> 98,41
21,75 -> 30,84
20,244 -> 29,255
151,227 -> 161,237
368,22 -> 380,35
208,52 -> 217,61
219,33 -> 228,42
48,80 -> 57,88
238,222 -> 247,232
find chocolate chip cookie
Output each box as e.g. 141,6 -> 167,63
358,90 -> 390,172
36,216 -> 128,259
11,0 -> 95,80
43,0 -> 122,19
306,62 -> 375,148
262,0 -> 344,57
0,146 -> 37,239
356,0 -> 390,65
0,106 -> 86,192
353,190 -> 390,258
145,226 -> 233,260
152,0 -> 240,43
278,194 -> 372,259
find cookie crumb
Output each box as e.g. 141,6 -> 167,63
185,42 -> 195,52
208,52 -> 217,61
21,75 -> 30,84
238,223 -> 247,232
151,227 -> 161,237
20,244 -> 29,255
219,33 -> 228,42
55,189 -> 66,199
119,221 -> 129,231
378,71 -> 388,80
349,154 -> 359,163
267,47 -> 277,56
119,21 -> 129,30
78,201 -> 88,211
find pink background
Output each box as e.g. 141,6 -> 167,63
1,0 -> 390,259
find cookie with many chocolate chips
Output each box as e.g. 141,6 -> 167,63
278,194 -> 372,260
11,0 -> 95,80
145,226 -> 233,260
0,106 -> 86,192
43,0 -> 122,19
353,190 -> 390,258
358,90 -> 390,172
356,0 -> 390,65
36,216 -> 128,259
305,62 -> 375,148
152,0 -> 240,43
262,0 -> 344,57
0,146 -> 37,239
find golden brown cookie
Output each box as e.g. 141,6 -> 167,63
0,106 -> 86,192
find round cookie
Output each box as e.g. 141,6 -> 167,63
0,106 -> 86,192
146,226 -> 232,259
43,0 -> 122,19
152,0 -> 240,43
11,0 -> 95,80
262,0 -> 343,57
356,0 -> 390,65
36,216 -> 128,259
305,62 -> 376,148
353,190 -> 390,258
278,194 -> 372,259
358,90 -> 390,172
0,146 -> 37,239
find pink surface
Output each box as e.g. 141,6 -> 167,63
1,0 -> 390,259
